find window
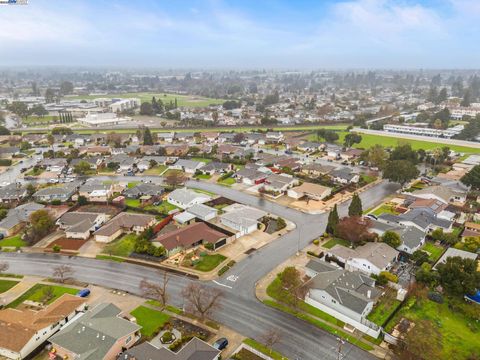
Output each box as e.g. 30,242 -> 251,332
125,335 -> 132,344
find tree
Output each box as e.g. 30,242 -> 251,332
139,271 -> 170,309
233,133 -> 245,144
411,250 -> 429,266
363,144 -> 388,169
437,87 -> 448,103
397,319 -> 442,360
45,88 -> 55,103
24,209 -> 55,244
0,261 -> 9,274
461,89 -> 471,107
59,81 -> 74,95
143,127 -> 153,145
343,133 -> 362,148
436,256 -> 480,297
182,283 -> 223,320
390,144 -> 418,164
324,131 -> 339,143
326,204 -> 339,235
461,165 -> 480,190
259,328 -> 282,354
381,231 -> 401,248
74,161 -> 92,175
7,101 -> 30,119
335,216 -> 375,245
455,237 -> 480,253
77,195 -> 88,206
0,126 -> 10,135
278,266 -> 310,308
0,208 -> 8,221
52,265 -> 74,283
348,193 -> 362,216
165,172 -> 186,189
383,160 -> 419,186
140,102 -> 153,116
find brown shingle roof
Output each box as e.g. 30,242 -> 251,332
94,212 -> 155,236
154,222 -> 226,250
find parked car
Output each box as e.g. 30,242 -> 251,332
76,288 -> 91,298
20,168 -> 27,173
213,338 -> 228,351
0,234 -> 4,240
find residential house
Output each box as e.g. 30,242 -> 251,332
0,146 -> 20,159
124,183 -> 164,199
304,259 -> 382,337
330,168 -> 359,184
49,303 -> 141,360
167,188 -> 211,209
120,337 -> 220,360
433,247 -> 478,270
79,145 -> 111,156
369,220 -> 426,255
39,158 -> 68,173
32,182 -> 79,203
57,212 -> 107,240
265,131 -> 284,143
340,148 -> 364,162
411,183 -> 469,206
218,133 -> 235,143
327,242 -> 399,275
263,174 -> 299,194
94,212 -> 156,243
107,154 -> 137,172
461,222 -> 480,239
287,182 -> 332,201
169,159 -> 206,174
157,132 -> 175,143
70,157 -> 102,170
184,203 -> 218,221
235,168 -> 268,186
378,208 -> 453,233
154,222 -> 228,254
0,183 -> 28,204
219,204 -> 266,236
78,181 -> 114,202
0,202 -> 45,236
301,163 -> 336,178
0,294 -> 87,360
297,141 -> 323,153
200,161 -> 232,175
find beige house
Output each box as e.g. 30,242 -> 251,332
94,212 -> 156,243
0,294 -> 87,360
288,182 -> 332,201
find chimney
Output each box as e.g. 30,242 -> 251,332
367,290 -> 371,299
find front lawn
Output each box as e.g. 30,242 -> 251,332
103,233 -> 137,257
125,198 -> 178,214
143,165 -> 168,175
194,254 -> 227,272
95,254 -> 125,262
130,306 -> 170,338
125,198 -> 141,207
0,234 -> 27,248
370,204 -> 399,217
243,339 -> 286,360
7,284 -> 78,308
190,157 -> 212,164
25,168 -> 44,176
217,177 -> 236,186
384,296 -> 480,359
194,173 -> 212,180
366,289 -> 401,326
421,242 -> 445,262
0,279 -> 19,294
322,237 -> 351,249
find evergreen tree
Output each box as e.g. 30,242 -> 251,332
326,204 -> 339,235
143,127 -> 153,145
174,98 -> 178,108
348,193 -> 363,216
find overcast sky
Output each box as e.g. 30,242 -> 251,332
0,0 -> 478,69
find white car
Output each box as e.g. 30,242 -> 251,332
48,178 -> 59,184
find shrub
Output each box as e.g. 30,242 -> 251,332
227,260 -> 236,267
277,217 -> 287,230
427,291 -> 444,304
52,245 -> 61,252
161,331 -> 173,343
313,239 -> 320,245
379,271 -> 398,283
0,159 -> 12,166
51,199 -> 61,206
307,251 -> 320,258
218,266 -> 229,276
204,243 -> 214,251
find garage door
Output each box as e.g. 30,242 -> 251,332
214,238 -> 227,250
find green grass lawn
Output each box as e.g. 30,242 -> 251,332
421,242 -> 445,262
130,306 -> 170,338
243,339 -> 287,360
69,92 -> 225,107
162,169 -> 184,178
125,198 -> 141,207
194,254 -> 227,272
143,165 -> 168,175
217,177 -> 236,186
322,237 -> 351,249
194,173 -> 212,180
103,233 -> 137,257
22,115 -> 60,125
0,279 -> 19,294
384,296 -> 480,359
125,197 -> 178,214
370,204 -> 399,216
0,234 -> 27,248
191,188 -> 216,196
25,167 -> 45,176
366,290 -> 401,327
127,181 -> 140,189
95,254 -> 125,262
7,284 -> 78,308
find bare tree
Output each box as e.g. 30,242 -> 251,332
259,328 -> 282,354
165,171 -> 186,189
182,283 -> 223,321
52,265 -> 74,283
0,261 -> 9,274
139,271 -> 170,309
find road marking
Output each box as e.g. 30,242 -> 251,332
212,280 -> 233,289
226,275 -> 239,282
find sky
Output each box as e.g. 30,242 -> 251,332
0,0 -> 479,69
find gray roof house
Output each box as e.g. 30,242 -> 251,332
33,182 -> 79,203
184,203 -> 218,221
220,204 -> 266,236
305,259 -> 382,337
170,159 -> 206,174
330,168 -> 360,184
200,161 -> 231,174
433,247 -> 478,270
167,188 -> 211,209
49,303 -> 141,360
0,184 -> 28,204
411,183 -> 469,205
369,219 -> 426,255
120,337 -> 220,360
378,208 -> 452,232
0,202 -> 45,236
57,211 -> 107,240
124,183 -> 164,198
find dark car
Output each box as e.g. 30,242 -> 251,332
213,338 -> 228,350
76,288 -> 91,298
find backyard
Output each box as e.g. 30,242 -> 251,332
130,305 -> 171,338
7,284 -> 78,308
421,242 -> 445,262
0,279 -> 19,294
384,296 -> 480,360
366,289 -> 401,327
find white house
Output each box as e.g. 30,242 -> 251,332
167,188 -> 211,209
287,182 -> 332,201
219,204 -> 266,236
184,203 -> 218,221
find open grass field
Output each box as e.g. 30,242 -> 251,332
103,233 -> 137,257
194,254 -> 226,272
7,284 -> 78,308
0,279 -> 19,294
130,305 -> 170,338
68,92 -> 225,107
0,234 -> 26,248
22,115 -> 60,125
385,296 -> 480,360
